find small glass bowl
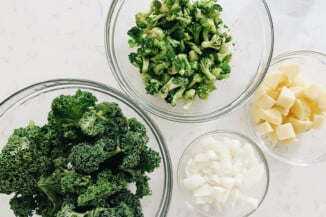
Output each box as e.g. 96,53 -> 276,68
0,79 -> 172,217
105,0 -> 274,123
247,50 -> 326,166
177,130 -> 269,217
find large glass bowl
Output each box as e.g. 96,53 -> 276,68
247,51 -> 326,166
0,79 -> 172,217
105,0 -> 274,122
177,130 -> 269,217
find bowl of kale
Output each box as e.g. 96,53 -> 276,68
105,0 -> 274,122
0,79 -> 172,217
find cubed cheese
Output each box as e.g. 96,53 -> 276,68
276,87 -> 296,109
275,123 -> 296,140
279,63 -> 301,80
288,117 -> 312,134
280,137 -> 298,145
256,93 -> 276,109
290,99 -> 311,120
264,71 -> 283,89
251,105 -> 264,123
289,86 -> 305,98
313,114 -> 324,129
274,105 -> 290,116
261,108 -> 283,125
304,83 -> 322,101
266,88 -> 281,99
266,132 -> 278,146
317,91 -> 326,111
255,122 -> 274,135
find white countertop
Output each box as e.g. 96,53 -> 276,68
0,0 -> 326,216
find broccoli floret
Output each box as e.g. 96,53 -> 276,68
171,54 -> 192,76
127,26 -> 143,47
186,41 -> 203,55
187,23 -> 202,45
146,27 -> 164,40
128,53 -> 142,68
197,80 -> 217,99
142,73 -> 163,95
201,34 -> 222,50
199,56 -> 216,81
165,87 -> 186,106
188,73 -> 203,88
160,77 -> 189,98
183,89 -> 196,109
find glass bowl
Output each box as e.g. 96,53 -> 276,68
177,130 -> 269,217
105,0 -> 274,123
247,50 -> 326,166
0,79 -> 172,217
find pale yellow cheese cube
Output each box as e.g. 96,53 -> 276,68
256,122 -> 274,135
275,123 -> 296,140
291,75 -> 306,87
251,105 -> 264,123
254,85 -> 269,99
289,86 -> 305,98
279,63 -> 301,80
264,71 -> 284,89
273,105 -> 290,116
290,99 -> 311,120
313,114 -> 324,129
266,88 -> 281,100
256,93 -> 276,109
303,83 -> 322,101
317,91 -> 326,111
261,108 -> 283,125
266,132 -> 278,146
280,137 -> 298,145
288,117 -> 312,134
276,87 -> 296,110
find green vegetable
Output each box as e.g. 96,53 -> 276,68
0,90 -> 161,217
128,0 -> 232,108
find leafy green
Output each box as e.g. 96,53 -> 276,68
0,90 -> 160,217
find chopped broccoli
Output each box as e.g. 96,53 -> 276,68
127,0 -> 232,107
199,56 -> 216,81
183,89 -> 196,109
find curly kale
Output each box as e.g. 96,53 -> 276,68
0,90 -> 160,217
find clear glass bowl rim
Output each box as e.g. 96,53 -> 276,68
104,0 -> 275,123
246,50 -> 326,166
0,79 -> 173,217
177,129 -> 270,217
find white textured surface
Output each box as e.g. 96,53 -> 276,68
0,0 -> 326,216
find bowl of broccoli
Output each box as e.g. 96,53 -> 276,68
0,79 -> 172,217
105,0 -> 274,122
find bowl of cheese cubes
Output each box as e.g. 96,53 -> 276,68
247,50 -> 326,166
177,130 -> 269,217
